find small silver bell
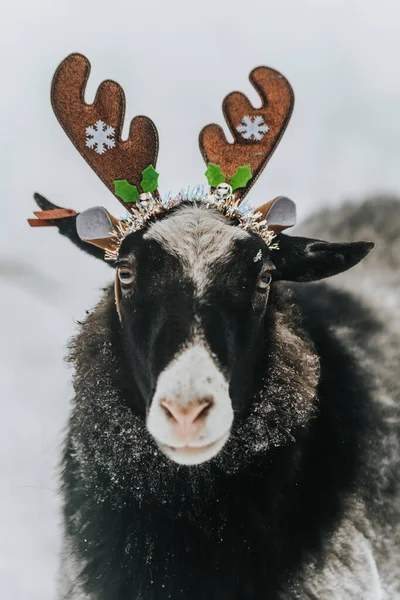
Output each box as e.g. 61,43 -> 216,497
214,183 -> 233,201
136,192 -> 155,213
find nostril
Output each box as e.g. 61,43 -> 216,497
160,399 -> 179,422
160,397 -> 214,426
194,397 -> 213,421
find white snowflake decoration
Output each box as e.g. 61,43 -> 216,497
85,120 -> 115,155
236,115 -> 269,141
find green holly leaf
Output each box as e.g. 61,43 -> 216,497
141,165 -> 159,193
230,165 -> 252,191
205,163 -> 226,188
114,180 -> 139,203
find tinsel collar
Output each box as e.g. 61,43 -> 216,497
105,185 -> 277,261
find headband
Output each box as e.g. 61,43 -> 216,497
28,54 -> 296,258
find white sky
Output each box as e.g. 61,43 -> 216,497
1,0 -> 400,597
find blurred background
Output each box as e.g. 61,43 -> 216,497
1,0 -> 399,597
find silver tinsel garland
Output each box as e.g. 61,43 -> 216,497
105,185 -> 277,261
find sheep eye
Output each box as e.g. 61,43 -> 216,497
256,274 -> 272,292
118,267 -> 134,285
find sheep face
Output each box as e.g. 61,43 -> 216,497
116,204 -> 274,465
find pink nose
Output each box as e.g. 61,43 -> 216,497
160,397 -> 213,438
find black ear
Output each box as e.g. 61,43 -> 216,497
33,193 -> 112,265
270,234 -> 374,282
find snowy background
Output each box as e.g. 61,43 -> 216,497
1,0 -> 400,597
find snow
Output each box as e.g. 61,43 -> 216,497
1,0 -> 400,597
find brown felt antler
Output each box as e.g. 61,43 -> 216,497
51,53 -> 159,212
199,67 -> 294,201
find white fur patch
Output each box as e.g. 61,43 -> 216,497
147,343 -> 233,465
253,249 -> 262,263
301,516 -> 384,599
144,205 -> 249,294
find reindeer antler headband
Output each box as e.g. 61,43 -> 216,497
28,53 -> 297,257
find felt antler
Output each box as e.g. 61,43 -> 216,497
51,53 -> 159,211
199,67 -> 294,201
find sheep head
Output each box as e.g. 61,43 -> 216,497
29,55 -> 374,466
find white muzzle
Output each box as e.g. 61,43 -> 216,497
147,344 -> 233,465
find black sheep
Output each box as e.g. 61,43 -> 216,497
39,195 -> 398,600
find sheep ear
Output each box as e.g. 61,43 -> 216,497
76,207 -> 120,252
255,196 -> 296,234
271,234 -> 375,282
